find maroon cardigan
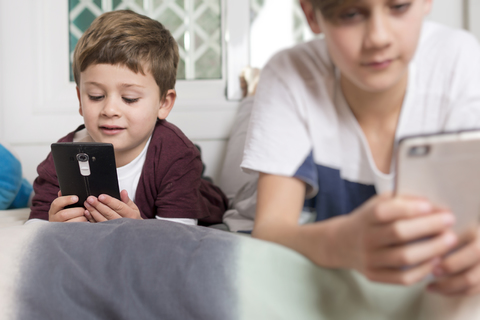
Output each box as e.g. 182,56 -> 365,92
30,120 -> 228,225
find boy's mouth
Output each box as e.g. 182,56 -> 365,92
99,125 -> 125,135
362,58 -> 394,70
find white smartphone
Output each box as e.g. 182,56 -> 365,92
395,130 -> 480,234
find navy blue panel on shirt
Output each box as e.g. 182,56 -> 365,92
294,151 -> 319,199
294,152 -> 377,222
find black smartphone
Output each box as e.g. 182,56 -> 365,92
51,142 -> 120,208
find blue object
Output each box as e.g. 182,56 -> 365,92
295,151 -> 376,222
0,144 -> 33,209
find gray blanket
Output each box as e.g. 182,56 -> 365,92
0,219 -> 479,319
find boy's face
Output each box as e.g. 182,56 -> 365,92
303,0 -> 432,93
77,63 -> 175,166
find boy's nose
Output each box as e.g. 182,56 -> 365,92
364,10 -> 392,50
101,98 -> 121,118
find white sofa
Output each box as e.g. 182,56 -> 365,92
0,208 -> 30,229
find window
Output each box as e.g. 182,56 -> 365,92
68,0 -> 222,81
249,0 -> 314,69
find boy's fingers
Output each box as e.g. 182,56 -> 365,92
119,190 -> 136,207
369,197 -> 434,224
88,209 -> 108,223
50,195 -> 79,214
84,210 -> 97,223
98,194 -> 132,217
53,207 -> 85,222
85,196 -> 121,220
119,190 -> 139,211
373,213 -> 455,246
120,190 -> 130,204
429,264 -> 480,295
84,203 -> 108,222
86,193 -> 141,220
435,240 -> 480,276
65,216 -> 88,223
366,259 -> 438,285
370,232 -> 457,268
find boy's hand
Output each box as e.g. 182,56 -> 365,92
427,228 -> 480,296
254,174 -> 458,287
48,191 -> 88,222
341,194 -> 458,285
84,190 -> 143,222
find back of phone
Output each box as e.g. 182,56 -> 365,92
396,131 -> 480,233
51,143 -> 120,208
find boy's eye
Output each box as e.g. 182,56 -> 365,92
391,2 -> 411,13
89,95 -> 104,101
123,97 -> 139,104
338,8 -> 364,22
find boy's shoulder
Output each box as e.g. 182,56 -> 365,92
151,120 -> 195,147
416,21 -> 480,63
148,120 -> 199,158
421,20 -> 477,44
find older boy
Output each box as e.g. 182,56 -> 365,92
242,0 -> 480,295
29,10 -> 227,226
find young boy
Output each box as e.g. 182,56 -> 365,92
29,10 -> 227,226
241,0 -> 480,296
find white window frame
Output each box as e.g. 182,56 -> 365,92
31,0 -> 249,116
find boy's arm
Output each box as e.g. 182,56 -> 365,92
151,145 -> 227,224
253,173 -> 458,285
29,154 -> 60,220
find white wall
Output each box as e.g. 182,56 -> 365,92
428,0 -> 464,29
468,0 -> 480,41
427,0 -> 480,42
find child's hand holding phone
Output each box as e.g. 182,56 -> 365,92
427,228 -> 480,296
48,191 -> 88,222
340,193 -> 457,286
395,130 -> 480,295
51,142 -> 121,215
83,190 -> 143,222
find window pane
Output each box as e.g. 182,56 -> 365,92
249,0 -> 314,68
68,0 -> 222,81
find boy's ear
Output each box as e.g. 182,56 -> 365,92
157,89 -> 176,120
76,86 -> 83,116
300,0 -> 322,34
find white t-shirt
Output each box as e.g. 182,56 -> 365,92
117,137 -> 150,203
241,21 -> 480,221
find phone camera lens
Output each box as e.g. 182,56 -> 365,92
408,145 -> 430,157
76,153 -> 89,162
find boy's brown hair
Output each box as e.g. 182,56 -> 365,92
309,0 -> 355,20
72,10 -> 179,101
